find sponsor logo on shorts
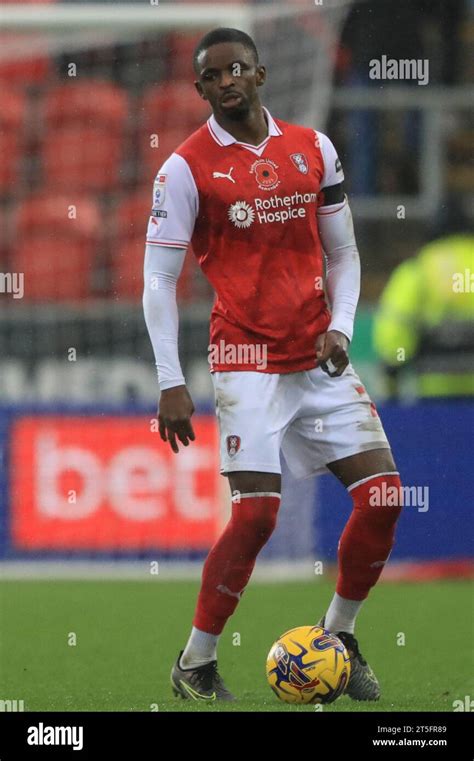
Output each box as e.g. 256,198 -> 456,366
226,435 -> 241,457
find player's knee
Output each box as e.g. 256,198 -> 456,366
232,496 -> 280,545
253,508 -> 279,542
350,472 -> 403,526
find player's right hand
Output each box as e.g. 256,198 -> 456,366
158,385 -> 195,453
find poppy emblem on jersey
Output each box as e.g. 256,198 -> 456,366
227,435 -> 241,457
228,200 -> 255,228
152,174 -> 167,209
290,153 -> 309,174
249,158 -> 280,191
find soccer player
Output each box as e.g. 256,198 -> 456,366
143,28 -> 403,702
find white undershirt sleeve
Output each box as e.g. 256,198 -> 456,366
143,243 -> 187,391
317,197 -> 361,342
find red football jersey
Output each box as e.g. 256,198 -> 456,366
146,106 -> 344,373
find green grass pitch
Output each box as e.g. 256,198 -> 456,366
0,578 -> 472,712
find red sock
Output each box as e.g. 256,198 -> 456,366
336,473 -> 403,601
193,493 -> 280,634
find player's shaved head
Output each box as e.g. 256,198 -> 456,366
193,28 -> 259,74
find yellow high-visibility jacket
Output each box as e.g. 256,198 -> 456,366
373,234 -> 474,397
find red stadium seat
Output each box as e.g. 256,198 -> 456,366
139,128 -> 192,184
0,206 -> 9,267
44,80 -> 129,131
0,89 -> 27,192
138,82 -> 209,182
39,81 -> 129,190
0,1 -> 54,85
139,81 -> 209,134
164,32 -> 205,79
110,237 -> 146,301
0,37 -> 50,87
114,189 -> 151,241
11,194 -> 101,302
108,190 -> 149,300
41,125 -> 124,191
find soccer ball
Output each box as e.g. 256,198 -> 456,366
266,625 -> 351,704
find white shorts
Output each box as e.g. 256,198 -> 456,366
212,364 -> 390,479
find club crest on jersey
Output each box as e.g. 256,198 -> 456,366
290,153 -> 309,174
152,173 -> 167,209
249,158 -> 280,191
226,435 -> 241,457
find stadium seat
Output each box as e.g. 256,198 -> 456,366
0,1 -> 54,85
39,81 -> 129,191
11,194 -> 101,301
139,128 -> 193,184
44,80 -> 129,130
164,31 -> 205,79
41,125 -> 124,191
110,237 -> 146,301
0,38 -> 50,87
114,189 -> 151,241
138,82 -> 210,181
0,89 -> 27,193
0,206 -> 9,268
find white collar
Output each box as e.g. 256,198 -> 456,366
207,105 -> 282,149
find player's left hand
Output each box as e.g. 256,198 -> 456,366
315,330 -> 350,377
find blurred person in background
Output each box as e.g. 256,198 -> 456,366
373,198 -> 474,399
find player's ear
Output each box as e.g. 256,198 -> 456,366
256,65 -> 266,87
194,81 -> 207,100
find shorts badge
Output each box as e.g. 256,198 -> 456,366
226,435 -> 241,457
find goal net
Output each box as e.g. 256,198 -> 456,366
0,0 -> 351,576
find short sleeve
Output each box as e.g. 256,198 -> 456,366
315,131 -> 345,189
145,152 -> 199,249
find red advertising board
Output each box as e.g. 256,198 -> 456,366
10,415 -> 222,551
